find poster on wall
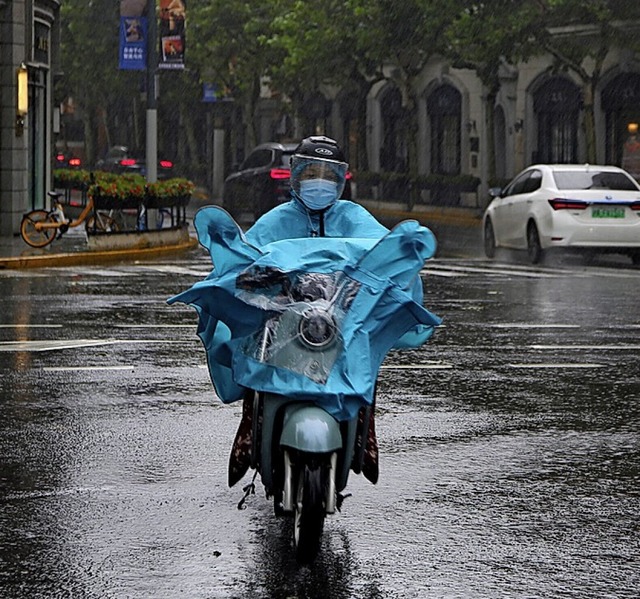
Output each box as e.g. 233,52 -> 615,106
159,0 -> 186,70
119,0 -> 147,70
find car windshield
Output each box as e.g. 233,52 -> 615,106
553,170 -> 639,191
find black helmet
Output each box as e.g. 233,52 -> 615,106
290,136 -> 348,211
294,135 -> 347,163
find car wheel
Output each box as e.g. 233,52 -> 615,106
526,222 -> 543,264
484,219 -> 496,259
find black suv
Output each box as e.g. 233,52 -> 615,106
223,141 -> 352,222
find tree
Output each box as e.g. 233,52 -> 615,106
267,0 -> 461,202
189,0 -> 289,154
444,1 -> 539,180
264,0 -> 381,168
58,0 -> 123,163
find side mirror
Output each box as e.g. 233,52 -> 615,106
488,187 -> 503,198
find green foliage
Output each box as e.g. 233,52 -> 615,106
53,169 -> 194,205
90,173 -> 148,201
52,168 -> 92,189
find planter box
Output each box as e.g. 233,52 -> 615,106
93,195 -> 142,210
145,195 -> 192,209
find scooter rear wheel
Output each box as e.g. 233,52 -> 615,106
293,461 -> 326,564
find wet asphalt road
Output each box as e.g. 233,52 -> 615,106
0,247 -> 639,598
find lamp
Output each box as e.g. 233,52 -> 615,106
514,119 -> 524,133
16,63 -> 28,136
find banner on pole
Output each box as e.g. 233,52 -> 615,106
119,1 -> 147,70
159,0 -> 186,70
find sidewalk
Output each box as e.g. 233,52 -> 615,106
0,226 -> 199,270
0,199 -> 482,270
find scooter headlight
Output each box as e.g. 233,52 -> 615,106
298,309 -> 336,348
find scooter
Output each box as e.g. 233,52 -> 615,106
169,206 -> 441,563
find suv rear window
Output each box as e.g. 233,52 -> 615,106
280,152 -> 293,168
242,149 -> 273,170
553,170 -> 639,191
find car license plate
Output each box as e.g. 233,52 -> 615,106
592,207 -> 625,218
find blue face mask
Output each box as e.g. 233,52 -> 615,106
298,179 -> 339,211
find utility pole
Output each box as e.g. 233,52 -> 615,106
146,0 -> 158,184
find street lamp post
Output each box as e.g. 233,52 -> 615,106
146,0 -> 158,184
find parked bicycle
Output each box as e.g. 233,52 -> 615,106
20,191 -> 122,248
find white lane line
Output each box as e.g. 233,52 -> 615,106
42,366 -> 135,372
423,264 -> 561,278
421,268 -> 467,278
381,363 -> 453,370
0,339 -> 121,352
68,268 -> 138,277
508,363 -> 605,369
530,344 -> 640,350
485,323 -> 580,329
113,324 -> 195,328
143,265 -> 211,277
0,339 -> 190,352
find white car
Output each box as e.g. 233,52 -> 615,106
483,164 -> 640,264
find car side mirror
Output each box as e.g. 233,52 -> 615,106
489,187 -> 503,198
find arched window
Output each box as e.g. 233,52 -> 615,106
379,86 -> 407,172
427,84 -> 461,175
533,78 -> 580,164
601,73 -> 640,166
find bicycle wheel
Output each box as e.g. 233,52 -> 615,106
86,212 -> 121,233
20,210 -> 57,248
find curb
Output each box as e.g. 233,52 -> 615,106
0,237 -> 198,270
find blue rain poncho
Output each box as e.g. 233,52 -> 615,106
168,206 -> 441,421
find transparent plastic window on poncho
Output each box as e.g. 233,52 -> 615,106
236,267 -> 361,384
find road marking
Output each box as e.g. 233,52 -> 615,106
421,268 -> 466,278
484,323 -> 580,329
508,363 -> 605,369
0,339 -> 121,352
0,339 -> 188,352
381,362 -> 453,370
530,344 -> 640,350
423,260 -> 640,279
42,365 -> 135,372
423,263 -> 561,278
142,265 -> 211,277
113,324 -> 195,328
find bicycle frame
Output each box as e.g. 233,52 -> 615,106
33,197 -> 96,232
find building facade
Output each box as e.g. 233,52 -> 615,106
0,0 -> 60,236
255,46 -> 640,209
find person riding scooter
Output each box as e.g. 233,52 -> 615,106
228,135 -> 432,487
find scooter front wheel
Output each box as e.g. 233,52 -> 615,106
20,210 -> 57,248
293,460 -> 326,564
